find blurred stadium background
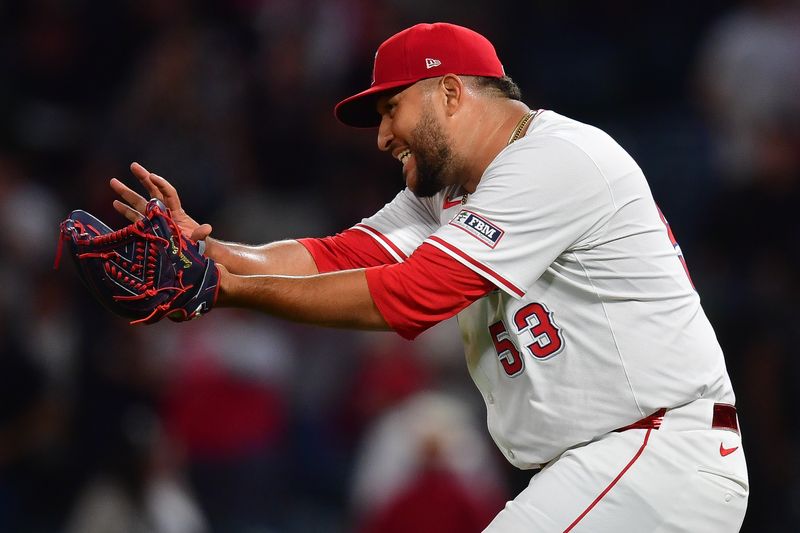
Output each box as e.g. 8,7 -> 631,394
1,0 -> 798,531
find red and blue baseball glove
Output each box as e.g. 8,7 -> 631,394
56,198 -> 219,324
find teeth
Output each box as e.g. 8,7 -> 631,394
398,149 -> 411,164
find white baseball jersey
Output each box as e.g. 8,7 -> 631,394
355,110 -> 736,468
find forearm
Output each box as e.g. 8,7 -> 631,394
204,238 -> 319,276
216,267 -> 390,331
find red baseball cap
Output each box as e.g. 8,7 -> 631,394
334,23 -> 505,128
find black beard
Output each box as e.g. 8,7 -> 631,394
409,110 -> 454,198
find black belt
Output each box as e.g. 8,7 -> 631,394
615,403 -> 739,435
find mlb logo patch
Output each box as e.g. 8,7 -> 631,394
450,210 -> 504,248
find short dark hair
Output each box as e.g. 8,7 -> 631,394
471,75 -> 522,101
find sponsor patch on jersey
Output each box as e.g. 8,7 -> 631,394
449,210 -> 504,248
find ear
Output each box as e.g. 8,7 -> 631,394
439,74 -> 465,117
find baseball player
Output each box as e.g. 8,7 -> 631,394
111,22 -> 749,532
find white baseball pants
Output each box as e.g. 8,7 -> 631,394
484,399 -> 749,532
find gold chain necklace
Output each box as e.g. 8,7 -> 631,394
461,110 -> 536,206
506,109 -> 536,145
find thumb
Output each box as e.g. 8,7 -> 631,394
190,223 -> 213,242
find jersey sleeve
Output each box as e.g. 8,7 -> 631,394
298,188 -> 440,272
426,136 -> 616,298
354,188 -> 440,261
364,243 -> 496,340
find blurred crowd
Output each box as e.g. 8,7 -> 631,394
0,0 -> 798,532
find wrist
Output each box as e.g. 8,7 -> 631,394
215,263 -> 236,307
203,237 -> 221,261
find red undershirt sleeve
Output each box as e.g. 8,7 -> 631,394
298,229 -> 398,273
364,243 -> 497,340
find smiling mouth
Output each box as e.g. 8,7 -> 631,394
397,149 -> 411,165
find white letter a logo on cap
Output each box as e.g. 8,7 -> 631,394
425,58 -> 441,69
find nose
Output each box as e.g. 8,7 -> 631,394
377,115 -> 393,152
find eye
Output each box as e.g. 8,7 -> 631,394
377,101 -> 393,119
386,96 -> 401,113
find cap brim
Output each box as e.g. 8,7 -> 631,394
334,79 -> 417,128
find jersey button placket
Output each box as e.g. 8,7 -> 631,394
487,393 -> 495,404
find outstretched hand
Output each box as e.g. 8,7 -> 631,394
110,162 -> 213,242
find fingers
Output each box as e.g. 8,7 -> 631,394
112,199 -> 144,223
131,162 -> 182,211
130,162 -> 163,201
110,177 -> 148,214
149,174 -> 182,210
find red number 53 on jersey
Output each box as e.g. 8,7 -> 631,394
489,302 -> 565,377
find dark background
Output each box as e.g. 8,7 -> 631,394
1,0 -> 798,531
